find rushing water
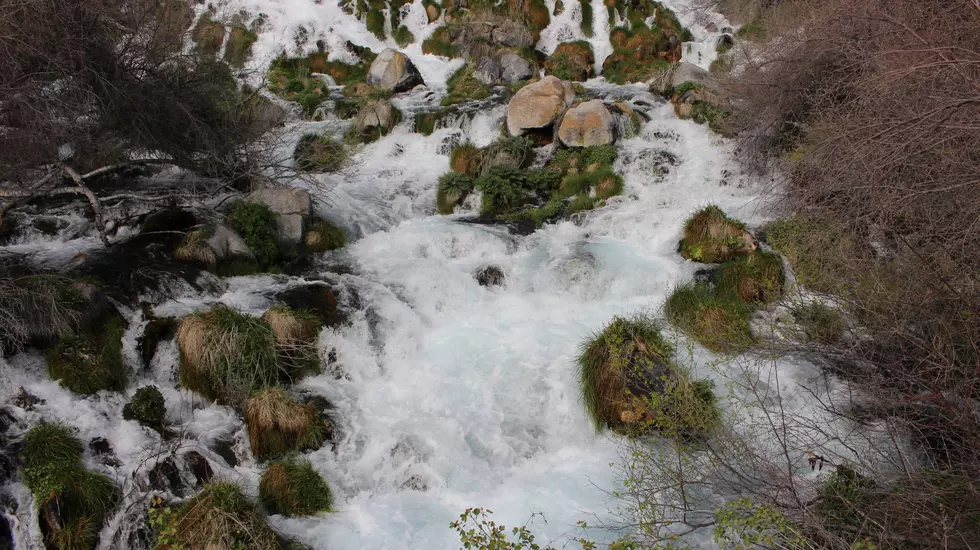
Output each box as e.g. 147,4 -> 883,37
0,2 -> 866,549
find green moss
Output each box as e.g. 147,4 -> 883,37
566,194 -> 596,215
122,386 -> 167,430
715,250 -> 784,303
304,219 -> 347,253
664,282 -> 754,353
544,41 -> 594,81
421,26 -> 459,58
224,25 -> 257,67
436,172 -> 476,214
475,165 -> 529,217
675,81 -> 702,96
260,457 -> 334,516
393,25 -> 415,47
47,315 -> 127,395
442,66 -> 492,106
579,0 -> 594,37
192,14 -> 225,56
229,201 -> 280,268
294,133 -> 348,172
792,302 -> 845,344
678,205 -> 753,263
22,423 -> 117,550
366,8 -> 386,40
163,483 -> 279,549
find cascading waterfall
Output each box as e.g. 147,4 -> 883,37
0,1 -> 872,549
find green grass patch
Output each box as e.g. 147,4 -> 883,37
715,250 -> 784,303
691,101 -> 732,135
123,386 -> 167,430
305,219 -> 347,252
260,457 -> 334,516
294,133 -> 348,172
544,41 -> 594,81
22,422 -> 117,550
665,282 -> 754,353
566,194 -> 597,215
47,315 -> 127,395
229,201 -> 280,268
192,14 -> 225,56
224,25 -> 257,67
480,135 -> 534,171
679,205 -> 754,263
527,169 -> 562,192
436,172 -> 476,214
421,26 -> 460,58
792,302 -> 845,344
442,65 -> 492,106
393,25 -> 415,47
475,165 -> 530,217
579,0 -> 594,37
366,8 -> 386,40
762,215 -> 856,295
157,482 -> 279,549
674,80 -> 702,96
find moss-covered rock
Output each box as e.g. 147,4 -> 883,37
304,219 -> 347,252
156,482 -> 280,549
244,388 -> 328,461
260,457 -> 334,516
664,282 -> 754,352
715,250 -> 784,303
544,41 -> 595,82
267,50 -> 376,117
192,14 -> 225,56
123,386 -> 167,430
22,422 -> 117,550
436,172 -> 476,214
442,65 -> 493,106
678,205 -> 756,263
229,201 -> 281,270
47,315 -> 127,395
349,99 -> 402,144
293,133 -> 348,172
578,315 -> 719,436
139,316 -> 178,367
224,25 -> 257,67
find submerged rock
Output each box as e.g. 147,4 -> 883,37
354,99 -> 400,139
366,48 -> 424,92
475,265 -> 506,287
558,100 -> 615,147
506,75 -> 575,136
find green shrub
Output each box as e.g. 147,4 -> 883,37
480,135 -> 534,171
442,66 -> 492,106
293,133 -> 347,172
224,26 -> 258,67
229,201 -> 280,268
664,282 -> 754,353
792,302 -> 845,344
366,8 -> 385,40
122,386 -> 167,430
160,482 -> 279,549
675,81 -> 702,96
260,457 -> 334,516
47,315 -> 127,395
579,0 -> 594,37
527,169 -> 562,191
22,423 -> 117,550
304,219 -> 347,252
393,25 -> 415,47
553,144 -> 617,172
566,194 -> 596,215
678,205 -> 754,263
715,250 -> 784,303
476,165 -> 529,216
177,305 -> 282,405
436,172 -> 476,214
421,26 -> 460,57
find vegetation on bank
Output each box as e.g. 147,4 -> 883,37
603,0 -> 692,84
151,482 -> 281,549
267,49 -> 377,116
260,457 -> 334,516
244,387 -> 328,461
293,133 -> 348,172
47,315 -> 127,395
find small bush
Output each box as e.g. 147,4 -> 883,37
393,25 -> 415,47
665,282 -> 754,353
449,142 -> 483,177
715,250 -> 784,303
792,302 -> 845,344
544,41 -> 594,81
678,205 -> 755,263
224,26 -> 258,67
436,172 -> 476,214
481,135 -> 534,172
160,482 -> 279,549
47,315 -> 127,395
305,219 -> 347,252
527,169 -> 562,191
579,0 -> 594,37
442,66 -> 492,106
177,305 -> 281,405
229,201 -> 280,269
122,386 -> 167,430
293,133 -> 347,172
260,457 -> 334,516
553,144 -> 617,172
476,165 -> 529,217
245,388 -> 327,461
22,423 -> 117,550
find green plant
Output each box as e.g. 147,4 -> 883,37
192,14 -> 225,56
735,20 -> 766,41
229,201 -> 280,269
421,26 -> 459,57
393,25 -> 415,47
792,302 -> 845,344
123,386 -> 167,430
442,65 -> 492,106
305,219 -> 348,252
451,508 -> 601,550
691,101 -> 732,135
817,465 -> 875,528
160,482 -> 279,549
544,41 -> 594,81
476,165 -> 529,217
714,497 -> 805,550
527,169 -> 562,191
244,387 -> 327,461
260,457 -> 334,516
762,215 -> 854,294
224,26 -> 258,67
294,133 -> 348,172
664,282 -> 754,353
566,194 -> 596,215
366,8 -> 385,40
579,0 -> 594,37
46,315 -> 127,395
436,172 -> 476,214
678,205 -> 753,263
450,142 -> 483,176
715,250 -> 784,303
674,81 -> 702,96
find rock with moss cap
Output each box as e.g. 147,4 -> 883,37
558,100 -> 616,147
506,75 -> 575,136
366,48 -> 424,92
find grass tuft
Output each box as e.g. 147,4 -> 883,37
449,142 -> 483,177
161,482 -> 279,549
47,315 -> 127,395
305,219 -> 347,252
294,133 -> 348,172
436,172 -> 476,214
715,250 -> 784,303
260,457 -> 334,516
664,282 -> 754,353
123,386 -> 167,430
792,302 -> 845,344
442,65 -> 492,106
229,201 -> 280,269
244,387 -> 327,461
678,205 -> 755,263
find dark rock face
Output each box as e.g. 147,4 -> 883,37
272,283 -> 348,328
210,438 -> 239,468
475,266 -> 506,287
149,457 -> 184,496
140,209 -> 198,234
184,451 -> 214,487
138,317 -> 178,367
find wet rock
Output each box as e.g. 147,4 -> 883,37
89,437 -> 113,456
366,48 -> 425,92
138,317 -> 178,367
140,209 -> 198,234
71,281 -> 118,330
671,61 -> 714,89
354,99 -> 399,137
31,216 -> 68,236
717,34 -> 735,50
184,451 -> 214,486
12,387 -> 43,411
506,75 -> 575,136
149,457 -> 185,496
299,393 -> 336,441
475,266 -> 505,287
247,188 -> 312,249
210,438 -> 239,468
273,283 -> 347,328
499,53 -> 533,84
400,475 -> 428,491
474,57 -> 501,85
426,2 -> 440,22
558,100 -> 615,147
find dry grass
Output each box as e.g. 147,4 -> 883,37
678,205 -> 756,263
167,482 -> 279,550
174,229 -> 216,270
259,457 -> 333,516
244,388 -> 327,461
0,274 -> 85,351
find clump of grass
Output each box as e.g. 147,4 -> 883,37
262,305 -> 323,377
393,25 -> 415,47
47,315 -> 127,395
566,194 -> 597,215
0,274 -> 86,351
762,215 -> 855,295
304,219 -> 347,252
715,250 -> 784,303
553,144 -> 617,172
365,8 -> 386,40
690,101 -> 732,135
159,482 -> 279,549
293,133 -> 347,172
476,165 -> 530,217
244,387 -> 327,461
436,172 -> 476,214
527,169 -> 562,192
192,14 -> 225,56
177,305 -> 281,406
229,201 -> 281,269
544,41 -> 594,81
442,65 -> 492,106
578,315 -> 719,437
224,25 -> 257,67
123,386 -> 167,430
664,282 -> 754,353
421,26 -> 459,57
481,135 -> 534,172
678,205 -> 756,263
792,302 -> 845,344
260,457 -> 334,516
22,422 -> 117,550
579,0 -> 594,37
449,142 -> 483,177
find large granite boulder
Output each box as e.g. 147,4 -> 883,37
499,53 -> 533,84
506,75 -> 575,136
366,48 -> 425,92
247,188 -> 312,249
557,100 -> 615,147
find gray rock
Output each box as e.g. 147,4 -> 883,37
354,99 -> 398,135
247,188 -> 312,217
499,53 -> 533,84
671,61 -> 714,89
506,75 -> 575,136
277,214 -> 304,249
557,99 -> 615,147
206,225 -> 254,260
474,57 -> 501,85
366,48 -> 425,93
